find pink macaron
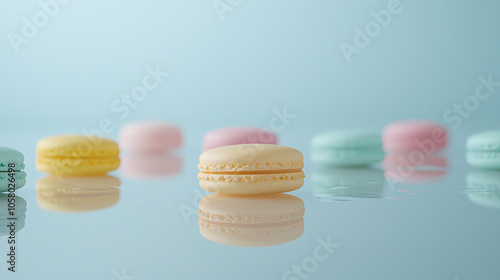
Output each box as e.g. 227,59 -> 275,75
119,121 -> 182,153
383,120 -> 448,153
202,126 -> 278,151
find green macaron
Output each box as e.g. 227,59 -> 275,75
311,130 -> 385,167
0,146 -> 27,192
466,130 -> 500,169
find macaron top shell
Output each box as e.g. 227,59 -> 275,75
37,135 -> 119,157
0,146 -> 25,171
119,121 -> 182,152
198,144 -> 303,172
383,120 -> 447,151
203,126 -> 277,151
466,130 -> 500,151
312,130 -> 382,149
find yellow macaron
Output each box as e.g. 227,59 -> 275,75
36,134 -> 120,176
197,144 -> 305,195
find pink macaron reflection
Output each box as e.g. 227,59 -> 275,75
383,120 -> 447,153
383,153 -> 447,184
202,126 -> 278,151
120,121 -> 182,153
121,153 -> 182,179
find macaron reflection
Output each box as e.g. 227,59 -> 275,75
121,153 -> 182,179
312,168 -> 385,200
467,170 -> 500,209
384,153 -> 447,184
198,193 -> 304,247
36,176 -> 121,213
0,194 -> 27,237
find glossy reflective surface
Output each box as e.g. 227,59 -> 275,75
1,127 -> 500,280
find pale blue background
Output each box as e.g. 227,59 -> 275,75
1,0 -> 499,135
1,1 -> 500,280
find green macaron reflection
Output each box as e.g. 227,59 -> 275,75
466,170 -> 500,209
0,194 -> 27,237
312,167 -> 385,200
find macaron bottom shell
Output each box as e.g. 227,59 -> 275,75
466,151 -> 500,169
36,157 -> 120,176
311,148 -> 385,167
198,174 -> 304,195
0,171 -> 26,192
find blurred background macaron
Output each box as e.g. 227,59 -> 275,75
198,193 -> 304,247
466,170 -> 500,209
0,194 -> 27,237
36,135 -> 120,176
202,126 -> 277,151
36,175 -> 121,213
119,121 -> 182,153
311,130 -> 384,167
466,130 -> 500,169
383,120 -> 447,153
0,146 -> 27,192
312,167 -> 385,200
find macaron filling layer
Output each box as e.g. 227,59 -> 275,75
198,162 -> 305,183
198,172 -> 305,183
0,162 -> 25,172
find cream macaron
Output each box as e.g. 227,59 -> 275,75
197,144 -> 305,195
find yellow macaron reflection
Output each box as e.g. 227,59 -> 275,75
198,193 -> 305,247
36,175 -> 121,213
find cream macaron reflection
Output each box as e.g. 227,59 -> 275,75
312,168 -> 385,200
466,170 -> 500,209
0,194 -> 27,237
198,193 -> 305,247
36,176 -> 121,213
121,153 -> 182,179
